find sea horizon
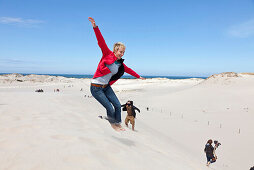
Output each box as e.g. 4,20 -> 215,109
0,73 -> 208,79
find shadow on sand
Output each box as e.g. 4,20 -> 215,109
112,136 -> 135,146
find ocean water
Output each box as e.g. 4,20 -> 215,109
0,73 -> 207,79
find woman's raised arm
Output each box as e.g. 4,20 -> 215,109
88,17 -> 111,56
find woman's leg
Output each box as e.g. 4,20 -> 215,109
104,85 -> 122,123
90,85 -> 116,123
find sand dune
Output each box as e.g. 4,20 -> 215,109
0,73 -> 253,170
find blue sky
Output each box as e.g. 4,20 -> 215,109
0,0 -> 254,77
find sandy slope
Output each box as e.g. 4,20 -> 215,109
0,73 -> 253,170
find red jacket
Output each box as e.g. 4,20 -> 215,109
92,26 -> 140,85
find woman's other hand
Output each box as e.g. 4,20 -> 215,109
88,17 -> 97,28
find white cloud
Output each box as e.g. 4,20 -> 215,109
228,19 -> 254,38
0,17 -> 44,26
0,58 -> 25,64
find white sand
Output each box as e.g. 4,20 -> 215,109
0,73 -> 253,170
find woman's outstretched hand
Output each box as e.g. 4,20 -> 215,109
140,77 -> 146,80
88,17 -> 97,28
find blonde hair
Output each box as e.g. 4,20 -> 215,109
113,42 -> 126,53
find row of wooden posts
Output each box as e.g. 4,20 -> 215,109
142,106 -> 242,134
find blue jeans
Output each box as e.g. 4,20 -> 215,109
90,85 -> 121,124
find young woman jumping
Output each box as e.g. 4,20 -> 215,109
88,17 -> 144,131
